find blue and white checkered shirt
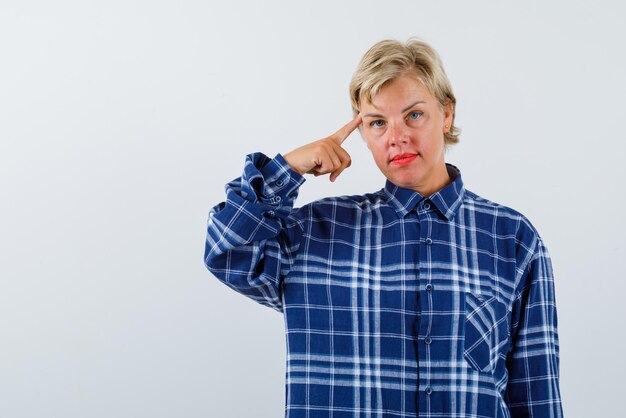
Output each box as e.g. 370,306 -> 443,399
204,152 -> 563,418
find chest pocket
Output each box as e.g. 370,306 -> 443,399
463,292 -> 510,373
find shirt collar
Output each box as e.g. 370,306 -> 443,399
383,163 -> 465,220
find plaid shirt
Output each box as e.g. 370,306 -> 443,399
204,152 -> 563,418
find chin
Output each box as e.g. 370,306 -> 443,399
389,177 -> 416,189
390,171 -> 421,186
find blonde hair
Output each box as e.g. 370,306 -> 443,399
349,38 -> 460,146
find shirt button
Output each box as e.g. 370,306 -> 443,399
275,179 -> 284,187
424,202 -> 431,210
425,238 -> 433,245
425,283 -> 433,291
425,386 -> 433,395
424,336 -> 432,344
275,195 -> 282,202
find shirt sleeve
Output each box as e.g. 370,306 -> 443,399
203,152 -> 306,312
505,236 -> 564,417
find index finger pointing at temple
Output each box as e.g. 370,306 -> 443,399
332,114 -> 362,145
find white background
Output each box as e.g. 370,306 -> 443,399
1,1 -> 625,417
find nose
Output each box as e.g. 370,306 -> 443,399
387,123 -> 409,146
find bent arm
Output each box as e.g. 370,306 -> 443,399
204,152 -> 305,312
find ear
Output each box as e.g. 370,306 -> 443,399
443,102 -> 454,131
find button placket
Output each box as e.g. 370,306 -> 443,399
417,208 -> 435,408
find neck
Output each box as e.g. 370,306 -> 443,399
412,163 -> 451,196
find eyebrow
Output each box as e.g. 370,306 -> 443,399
362,100 -> 426,118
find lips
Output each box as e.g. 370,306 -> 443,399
390,153 -> 418,166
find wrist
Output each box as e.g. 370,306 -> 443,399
282,152 -> 305,176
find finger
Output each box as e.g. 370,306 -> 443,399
329,160 -> 349,182
330,142 -> 352,166
329,148 -> 352,182
331,114 -> 362,145
311,147 -> 341,175
323,147 -> 342,174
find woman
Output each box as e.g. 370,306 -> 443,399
204,38 -> 563,417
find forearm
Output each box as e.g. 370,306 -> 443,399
204,152 -> 305,311
505,238 -> 563,417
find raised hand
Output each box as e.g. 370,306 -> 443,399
283,115 -> 362,182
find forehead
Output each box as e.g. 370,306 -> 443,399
363,75 -> 434,113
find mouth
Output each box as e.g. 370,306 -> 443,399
390,153 -> 418,166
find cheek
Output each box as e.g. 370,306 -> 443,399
362,129 -> 375,143
370,145 -> 389,166
363,135 -> 377,151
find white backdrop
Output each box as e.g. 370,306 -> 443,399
1,1 -> 625,417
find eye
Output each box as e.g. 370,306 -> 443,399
370,119 -> 385,128
407,111 -> 423,120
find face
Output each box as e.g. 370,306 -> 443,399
360,74 -> 454,196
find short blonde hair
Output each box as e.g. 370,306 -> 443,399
349,38 -> 460,146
